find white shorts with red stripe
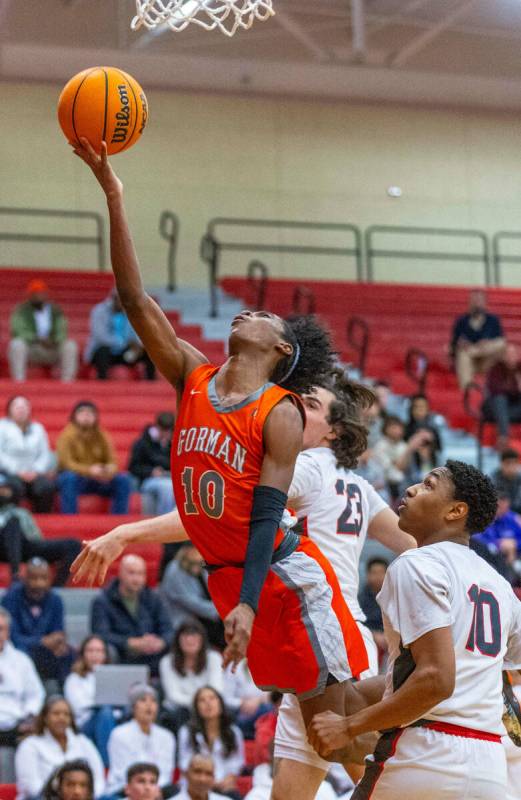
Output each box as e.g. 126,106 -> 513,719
353,723 -> 507,800
274,622 -> 379,771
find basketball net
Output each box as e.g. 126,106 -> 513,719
131,0 -> 275,37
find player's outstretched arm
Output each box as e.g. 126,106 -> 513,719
222,399 -> 303,671
72,138 -> 207,386
70,508 -> 189,587
308,626 -> 455,758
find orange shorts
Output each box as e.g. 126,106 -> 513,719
207,537 -> 368,699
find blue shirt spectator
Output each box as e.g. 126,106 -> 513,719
1,558 -> 74,686
84,291 -> 155,380
449,289 -> 505,389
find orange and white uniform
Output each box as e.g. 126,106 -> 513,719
171,364 -> 368,698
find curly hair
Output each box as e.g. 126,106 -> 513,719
315,368 -> 376,469
270,315 -> 336,396
42,760 -> 94,800
445,459 -> 498,533
189,686 -> 238,758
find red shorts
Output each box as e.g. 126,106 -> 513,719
207,537 -> 368,699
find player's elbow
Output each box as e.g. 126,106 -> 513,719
418,664 -> 455,705
116,286 -> 148,313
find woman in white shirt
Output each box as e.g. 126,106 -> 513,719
159,621 -> 223,732
15,695 -> 105,800
178,687 -> 245,799
106,684 -> 176,797
64,635 -> 118,766
0,396 -> 55,512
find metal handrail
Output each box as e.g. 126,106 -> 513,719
405,347 -> 429,395
491,231 -> 521,286
365,225 -> 491,285
0,207 -> 105,270
463,381 -> 486,470
159,211 -> 180,291
292,286 -> 316,315
202,217 -> 363,317
247,260 -> 269,310
347,316 -> 370,376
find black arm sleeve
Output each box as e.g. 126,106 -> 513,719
239,485 -> 288,614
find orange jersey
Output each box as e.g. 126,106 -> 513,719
171,364 -> 303,566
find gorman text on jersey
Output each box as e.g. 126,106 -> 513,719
176,426 -> 247,474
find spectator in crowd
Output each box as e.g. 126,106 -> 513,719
0,395 -> 55,512
56,401 -> 131,514
372,380 -> 406,421
128,413 -> 175,516
222,663 -> 270,741
404,394 -> 442,478
124,763 -> 161,800
159,621 -> 223,733
363,399 -> 384,450
1,558 -> 75,688
178,687 -> 245,799
160,545 -> 223,649
492,448 -> 521,514
105,685 -> 176,798
473,493 -> 521,580
483,342 -> 521,450
0,475 -> 80,585
85,290 -> 155,381
355,449 -> 391,504
358,557 -> 389,657
0,607 -> 45,746
42,760 -> 94,800
15,696 -> 105,800
91,554 -> 172,677
373,415 -> 432,503
8,279 -> 78,382
175,755 -> 227,800
64,636 -> 118,767
449,288 -> 505,389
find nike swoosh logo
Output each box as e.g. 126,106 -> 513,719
190,389 -> 201,395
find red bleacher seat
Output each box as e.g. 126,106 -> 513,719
236,776 -> 253,797
0,785 -> 16,800
244,740 -> 256,768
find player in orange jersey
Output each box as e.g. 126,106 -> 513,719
71,139 -> 371,763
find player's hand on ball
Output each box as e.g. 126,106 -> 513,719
70,528 -> 127,586
307,711 -> 351,758
222,603 -> 255,672
72,137 -> 123,198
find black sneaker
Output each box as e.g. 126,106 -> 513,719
503,671 -> 521,747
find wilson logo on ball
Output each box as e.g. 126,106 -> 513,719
111,84 -> 131,145
57,66 -> 148,156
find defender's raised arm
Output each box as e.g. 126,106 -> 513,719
72,138 -> 207,387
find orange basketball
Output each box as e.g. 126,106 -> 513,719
57,67 -> 148,156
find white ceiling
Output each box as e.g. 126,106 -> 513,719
4,0 -> 521,109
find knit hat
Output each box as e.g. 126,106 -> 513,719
26,279 -> 49,296
128,683 -> 158,708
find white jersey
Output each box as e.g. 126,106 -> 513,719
288,447 -> 388,621
378,541 -> 521,735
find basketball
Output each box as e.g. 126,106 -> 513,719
57,66 -> 148,155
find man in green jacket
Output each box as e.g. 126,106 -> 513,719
8,279 -> 78,381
